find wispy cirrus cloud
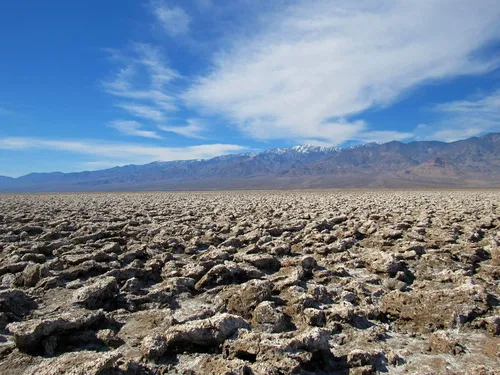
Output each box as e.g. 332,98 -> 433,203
102,44 -> 179,111
358,130 -> 415,144
435,91 -> 500,116
151,1 -> 191,37
0,137 -> 245,163
109,120 -> 162,139
158,119 -> 207,139
184,0 -> 500,145
102,43 -> 195,139
102,43 -> 215,141
115,103 -> 165,122
418,90 -> 500,142
102,0 -> 500,146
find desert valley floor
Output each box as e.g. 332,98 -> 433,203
0,191 -> 498,374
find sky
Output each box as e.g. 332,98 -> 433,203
1,0 -> 500,177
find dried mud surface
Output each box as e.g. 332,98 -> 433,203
0,191 -> 498,375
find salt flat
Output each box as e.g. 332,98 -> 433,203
0,191 -> 498,374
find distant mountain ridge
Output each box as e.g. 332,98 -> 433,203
2,133 -> 500,191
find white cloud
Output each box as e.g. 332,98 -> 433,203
420,90 -> 500,142
0,137 -> 246,163
358,130 -> 414,144
151,1 -> 190,37
115,103 -> 165,121
434,91 -> 500,116
133,43 -> 180,89
184,0 -> 500,144
102,44 -> 179,112
158,118 -> 206,139
109,120 -> 162,139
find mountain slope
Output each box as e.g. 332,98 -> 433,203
2,134 -> 500,192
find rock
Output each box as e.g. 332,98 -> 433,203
72,276 -> 118,310
234,253 -> 281,272
381,282 -> 489,332
301,308 -> 326,327
17,226 -> 44,236
118,309 -> 174,344
96,329 -> 123,348
173,298 -> 217,324
0,336 -> 16,360
350,366 -> 376,375
347,349 -> 382,368
0,289 -> 37,326
141,313 -> 249,359
57,260 -> 109,281
157,276 -> 196,294
141,334 -> 167,361
195,262 -> 263,290
484,316 -> 500,336
288,327 -> 331,352
20,253 -> 46,263
474,315 -> 500,336
0,313 -> 8,329
264,240 -> 291,256
341,291 -> 357,303
23,350 -> 122,375
191,356 -> 251,375
251,301 -> 289,333
219,237 -> 242,248
224,328 -> 332,374
7,310 -> 106,353
15,264 -> 50,288
226,279 -> 272,318
363,251 -> 403,276
383,278 -> 407,291
381,229 -> 404,240
223,330 -> 285,364
1,190 -> 499,374
491,246 -> 500,266
300,255 -> 317,277
386,350 -> 405,366
428,331 -> 466,355
0,262 -> 28,276
3,235 -> 19,243
327,302 -> 356,322
120,277 -> 143,294
100,242 -> 121,253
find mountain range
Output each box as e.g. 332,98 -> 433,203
2,133 -> 500,192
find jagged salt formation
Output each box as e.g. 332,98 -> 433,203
0,191 -> 498,374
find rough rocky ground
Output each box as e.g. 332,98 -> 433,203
0,191 -> 498,375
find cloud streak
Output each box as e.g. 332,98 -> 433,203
100,1 -> 500,147
102,44 -> 180,113
109,120 -> 162,139
158,119 -> 207,139
0,137 -> 246,163
151,1 -> 191,37
184,0 -> 500,144
115,103 -> 165,122
420,90 -> 500,142
101,44 -> 219,141
102,43 -> 217,141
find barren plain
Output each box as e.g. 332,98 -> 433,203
0,191 -> 498,374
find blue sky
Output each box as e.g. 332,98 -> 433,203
1,0 -> 500,177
